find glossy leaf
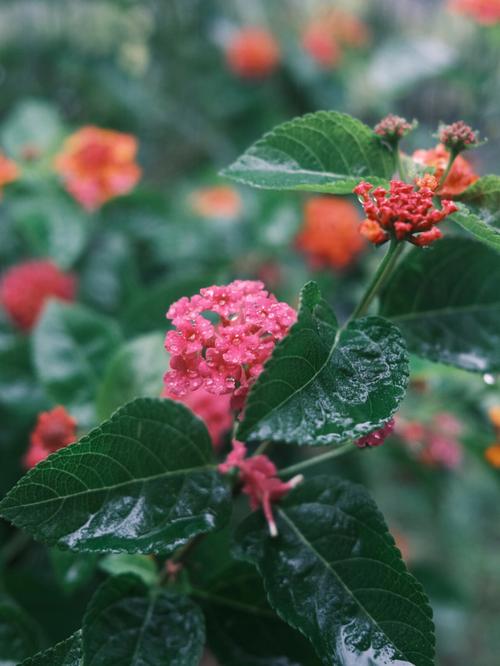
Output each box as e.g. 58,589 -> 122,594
380,237 -> 500,371
32,301 -> 122,426
82,574 -> 204,666
450,204 -> 500,253
0,398 -> 231,553
238,282 -> 408,445
96,332 -> 165,421
200,563 -> 322,666
20,631 -> 82,666
235,476 -> 435,666
222,111 -> 394,193
0,598 -> 41,665
99,554 -> 158,587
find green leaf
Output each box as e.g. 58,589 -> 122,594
96,332 -> 165,421
450,203 -> 500,253
82,574 -> 204,665
1,100 -> 64,161
380,237 -> 500,372
0,398 -> 231,553
50,549 -> 98,594
20,632 -> 82,666
234,476 -> 435,666
456,175 -> 500,214
0,598 -> 41,665
222,111 -> 394,193
200,563 -> 322,666
99,554 -> 158,587
32,301 -> 122,426
238,282 -> 408,445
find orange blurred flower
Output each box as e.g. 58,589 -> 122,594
55,126 -> 141,211
302,24 -> 342,68
488,405 -> 500,429
412,144 -> 479,198
485,443 -> 500,468
296,196 -> 366,270
24,406 -> 77,468
190,186 -> 242,219
449,0 -> 500,24
0,152 -> 19,194
302,9 -> 369,68
226,28 -> 280,78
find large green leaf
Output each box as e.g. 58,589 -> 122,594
0,598 -> 41,665
82,574 -> 204,666
380,237 -> 500,372
234,476 -> 435,666
20,632 -> 82,666
456,175 -> 500,214
450,204 -> 500,253
238,282 -> 408,445
96,332 -> 165,421
222,111 -> 394,193
199,563 -> 322,666
0,398 -> 231,553
32,301 -> 122,426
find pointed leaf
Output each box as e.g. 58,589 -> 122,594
234,476 -> 435,666
380,237 -> 500,371
238,282 -> 408,445
0,398 -> 231,553
222,111 -> 394,193
83,574 -> 204,666
20,631 -> 82,666
456,175 -> 500,214
32,301 -> 122,426
450,204 -> 500,253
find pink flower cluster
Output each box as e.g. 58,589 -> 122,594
374,114 -> 416,142
164,280 -> 296,409
396,413 -> 463,469
353,180 -> 458,247
355,418 -> 395,448
219,440 -> 302,536
438,121 -> 478,152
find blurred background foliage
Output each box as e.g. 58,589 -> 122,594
1,1 -> 500,665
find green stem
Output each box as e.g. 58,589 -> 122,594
252,440 -> 271,457
278,441 -> 354,478
350,239 -> 404,320
395,149 -> 407,182
438,149 -> 458,190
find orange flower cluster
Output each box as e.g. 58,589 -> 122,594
24,406 -> 77,468
226,28 -> 281,78
484,406 -> 500,468
302,9 -> 369,68
190,186 -> 242,219
449,0 -> 500,24
55,126 -> 141,211
296,196 -> 366,270
0,152 -> 19,195
412,144 -> 479,198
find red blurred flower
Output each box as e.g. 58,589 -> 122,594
412,144 -> 479,198
162,387 -> 233,449
448,0 -> 500,24
24,406 -> 77,468
226,28 -> 280,78
189,186 -> 242,219
296,196 -> 366,270
0,260 -> 76,331
55,126 -> 141,211
396,413 -> 463,470
302,24 -> 342,68
0,153 -> 19,194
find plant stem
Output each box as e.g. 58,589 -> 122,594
278,441 -> 354,477
438,149 -> 458,190
252,440 -> 271,457
395,148 -> 407,182
350,239 -> 404,320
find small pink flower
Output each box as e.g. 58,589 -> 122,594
356,419 -> 395,448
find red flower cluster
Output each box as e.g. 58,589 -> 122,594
353,180 -> 458,246
449,0 -> 500,24
219,440 -> 302,536
55,126 -> 141,211
355,419 -> 395,448
439,121 -> 478,152
296,196 -> 366,270
412,144 -> 479,198
226,28 -> 280,78
24,406 -> 77,468
164,280 -> 296,409
189,186 -> 242,219
374,114 -> 416,143
0,260 -> 76,331
396,413 -> 463,469
162,387 -> 233,449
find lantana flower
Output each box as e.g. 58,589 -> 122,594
189,186 -> 242,219
55,126 -> 141,211
296,196 -> 366,270
218,440 -> 302,536
225,28 -> 280,78
396,413 -> 463,469
374,114 -> 417,144
164,280 -> 296,410
24,406 -> 78,468
353,179 -> 458,247
0,260 -> 76,331
355,419 -> 395,448
412,144 -> 479,198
